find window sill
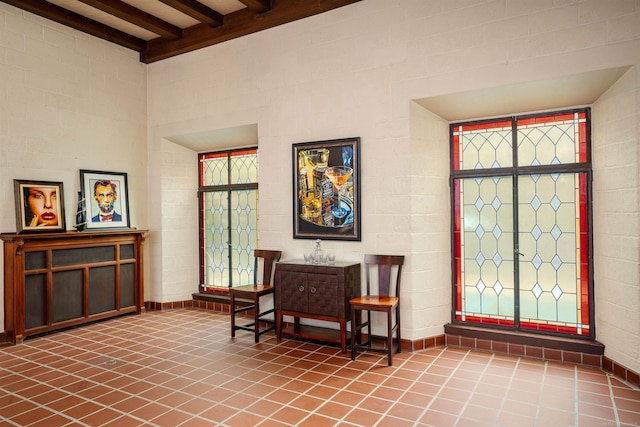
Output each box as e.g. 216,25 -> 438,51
444,323 -> 604,367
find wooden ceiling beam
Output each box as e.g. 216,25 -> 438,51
1,0 -> 361,63
158,0 -> 223,28
79,0 -> 183,40
142,0 -> 361,63
1,0 -> 147,51
237,0 -> 271,13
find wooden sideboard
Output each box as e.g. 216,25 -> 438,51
2,230 -> 146,344
275,260 -> 361,353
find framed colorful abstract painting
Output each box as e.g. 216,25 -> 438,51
293,137 -> 361,241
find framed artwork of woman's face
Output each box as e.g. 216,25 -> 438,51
14,179 -> 66,233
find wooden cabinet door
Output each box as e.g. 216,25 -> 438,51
277,270 -> 308,312
307,273 -> 339,317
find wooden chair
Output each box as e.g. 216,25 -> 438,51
230,250 -> 282,343
350,254 -> 405,366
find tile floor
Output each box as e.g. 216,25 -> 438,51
0,309 -> 639,427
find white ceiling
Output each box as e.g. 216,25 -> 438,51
414,66 -> 631,122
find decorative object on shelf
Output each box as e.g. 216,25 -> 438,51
313,239 -> 325,264
80,170 -> 130,230
74,192 -> 87,231
13,179 -> 66,234
293,137 -> 361,241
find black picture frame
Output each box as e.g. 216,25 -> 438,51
14,179 -> 66,233
80,170 -> 130,230
293,137 -> 361,241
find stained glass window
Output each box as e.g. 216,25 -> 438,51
451,109 -> 592,337
199,149 -> 258,291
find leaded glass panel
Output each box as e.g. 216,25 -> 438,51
203,191 -> 229,287
200,152 -> 229,186
231,189 -> 258,286
518,172 -> 588,335
231,149 -> 258,184
517,111 -> 587,166
452,120 -> 513,170
456,176 -> 515,325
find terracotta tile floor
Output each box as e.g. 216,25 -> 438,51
1,309 -> 639,426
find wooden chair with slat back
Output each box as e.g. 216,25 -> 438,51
230,249 -> 282,343
349,254 -> 405,366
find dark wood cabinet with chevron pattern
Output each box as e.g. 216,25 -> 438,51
275,260 -> 360,353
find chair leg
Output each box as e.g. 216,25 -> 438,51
396,305 -> 401,354
276,311 -> 282,343
253,295 -> 260,343
350,307 -> 357,361
366,310 -> 372,347
230,293 -> 236,338
387,309 -> 393,366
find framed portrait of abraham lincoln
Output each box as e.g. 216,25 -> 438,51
80,170 -> 130,230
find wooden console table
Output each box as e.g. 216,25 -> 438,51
2,230 -> 146,344
275,260 -> 360,353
